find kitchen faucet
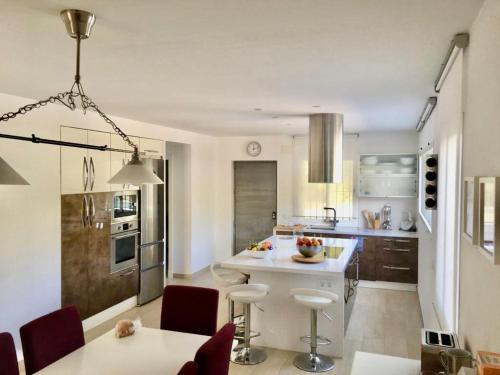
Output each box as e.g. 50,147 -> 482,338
323,207 -> 338,229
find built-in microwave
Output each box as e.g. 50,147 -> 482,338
111,191 -> 139,223
110,220 -> 139,274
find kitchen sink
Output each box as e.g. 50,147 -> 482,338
306,224 -> 336,230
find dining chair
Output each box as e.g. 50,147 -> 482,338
20,306 -> 85,375
0,332 -> 19,375
160,285 -> 219,336
194,323 -> 236,375
177,361 -> 198,375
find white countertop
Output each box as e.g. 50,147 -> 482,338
38,327 -> 208,375
221,236 -> 357,276
350,352 -> 421,375
302,226 -> 419,239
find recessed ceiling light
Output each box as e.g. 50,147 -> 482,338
312,105 -> 321,108
254,108 -> 262,111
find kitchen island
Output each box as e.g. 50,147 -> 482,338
221,235 -> 358,358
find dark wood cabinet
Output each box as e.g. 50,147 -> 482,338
62,192 -> 139,320
303,230 -> 418,283
375,237 -> 418,283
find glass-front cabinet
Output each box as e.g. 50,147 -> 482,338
359,154 -> 418,198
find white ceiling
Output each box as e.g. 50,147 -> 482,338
0,0 -> 484,136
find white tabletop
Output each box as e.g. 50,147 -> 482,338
37,327 -> 208,375
350,351 -> 421,375
221,236 -> 358,276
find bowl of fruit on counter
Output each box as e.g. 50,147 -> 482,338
247,241 -> 273,258
296,237 -> 323,257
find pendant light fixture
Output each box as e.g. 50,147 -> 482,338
0,9 -> 163,185
0,157 -> 29,185
308,113 -> 343,183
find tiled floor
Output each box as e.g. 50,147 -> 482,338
19,272 -> 422,374
82,271 -> 423,375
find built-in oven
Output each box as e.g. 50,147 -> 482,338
110,220 -> 139,274
111,191 -> 139,223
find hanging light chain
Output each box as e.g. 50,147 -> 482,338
0,85 -> 138,152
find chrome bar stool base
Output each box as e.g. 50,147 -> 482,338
293,353 -> 335,373
231,347 -> 267,365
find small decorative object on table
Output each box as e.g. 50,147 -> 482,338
296,237 -> 323,257
115,318 -> 142,338
247,240 -> 273,258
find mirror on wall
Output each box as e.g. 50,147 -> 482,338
463,177 -> 479,244
478,177 -> 500,264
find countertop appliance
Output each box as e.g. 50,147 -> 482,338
381,204 -> 392,230
421,328 -> 458,373
110,219 -> 139,274
138,158 -> 165,305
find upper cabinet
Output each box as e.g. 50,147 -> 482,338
61,126 -> 163,194
358,154 -> 418,198
61,127 -> 111,194
139,138 -> 164,159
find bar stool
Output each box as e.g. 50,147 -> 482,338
210,263 -> 248,325
290,288 -> 339,373
227,284 -> 270,365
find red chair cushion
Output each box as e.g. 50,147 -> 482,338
161,285 -> 219,336
194,323 -> 235,375
0,332 -> 19,375
177,360 -> 198,375
20,306 -> 84,375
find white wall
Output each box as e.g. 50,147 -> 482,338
459,0 -> 500,353
0,92 -> 216,351
213,135 -> 294,261
213,131 -> 417,261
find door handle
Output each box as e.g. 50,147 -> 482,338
83,156 -> 89,192
89,157 -> 95,191
88,195 -> 95,227
81,195 -> 87,228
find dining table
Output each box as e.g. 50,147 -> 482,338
37,327 -> 209,374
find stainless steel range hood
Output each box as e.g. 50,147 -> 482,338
308,113 -> 343,183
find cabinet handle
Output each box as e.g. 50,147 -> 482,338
383,265 -> 410,271
89,157 -> 95,191
119,268 -> 136,277
81,195 -> 87,228
143,149 -> 158,153
88,195 -> 95,227
83,156 -> 89,191
384,247 -> 411,253
394,239 -> 411,243
383,239 -> 392,243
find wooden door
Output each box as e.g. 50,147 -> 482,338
233,161 -> 277,254
61,194 -> 90,317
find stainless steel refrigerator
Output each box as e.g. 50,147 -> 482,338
138,158 -> 165,305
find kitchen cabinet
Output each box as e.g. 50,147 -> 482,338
110,134 -> 140,192
61,127 -> 111,194
139,138 -> 163,159
375,237 -> 418,283
359,154 -> 418,198
303,231 -> 417,283
62,192 -> 139,319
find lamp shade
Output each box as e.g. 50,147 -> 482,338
0,156 -> 29,185
108,155 -> 163,185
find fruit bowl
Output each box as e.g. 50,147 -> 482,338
247,241 -> 273,259
296,237 -> 323,258
297,245 -> 322,258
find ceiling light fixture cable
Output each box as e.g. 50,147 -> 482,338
0,9 -> 162,185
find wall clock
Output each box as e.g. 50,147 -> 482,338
246,141 -> 262,157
